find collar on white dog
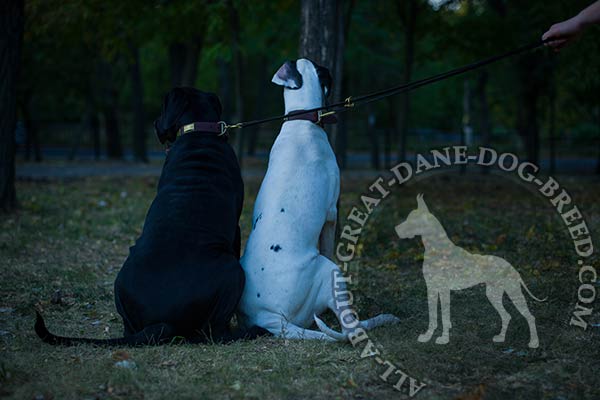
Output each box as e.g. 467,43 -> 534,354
283,110 -> 338,126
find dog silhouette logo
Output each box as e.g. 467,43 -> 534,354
395,194 -> 546,349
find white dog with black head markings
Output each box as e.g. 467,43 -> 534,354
237,59 -> 399,340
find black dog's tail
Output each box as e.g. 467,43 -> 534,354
35,311 -> 270,346
35,311 -> 174,346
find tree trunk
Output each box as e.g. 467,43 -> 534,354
516,54 -> 541,165
169,42 -> 186,87
0,0 -> 24,212
367,106 -> 380,170
461,79 -> 472,174
218,58 -> 232,122
596,107 -> 600,175
129,44 -> 147,162
68,122 -> 82,161
20,93 -> 42,162
396,0 -> 417,163
475,70 -> 491,173
331,1 -> 354,169
169,36 -> 203,88
227,0 -> 245,166
247,56 -> 269,156
385,98 -> 395,168
103,88 -> 122,159
299,0 -> 338,70
549,82 -> 556,175
518,94 -> 539,164
90,111 -> 100,160
97,60 -> 123,159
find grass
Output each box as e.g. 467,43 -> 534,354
1,169 -> 599,399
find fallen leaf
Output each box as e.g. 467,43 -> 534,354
112,350 -> 130,361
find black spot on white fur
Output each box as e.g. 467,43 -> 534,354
252,213 -> 263,230
280,208 -> 285,213
270,244 -> 282,252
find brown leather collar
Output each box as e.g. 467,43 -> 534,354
284,110 -> 338,126
176,122 -> 226,138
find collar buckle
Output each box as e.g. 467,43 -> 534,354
317,110 -> 336,125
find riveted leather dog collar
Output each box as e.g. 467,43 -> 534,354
283,110 -> 338,126
177,121 -> 228,138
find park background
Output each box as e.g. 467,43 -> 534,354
1,1 -> 600,399
3,0 -> 600,179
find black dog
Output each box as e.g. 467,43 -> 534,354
35,88 -> 268,345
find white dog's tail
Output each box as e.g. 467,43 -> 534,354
314,315 -> 348,341
313,313 -> 401,341
520,279 -> 548,302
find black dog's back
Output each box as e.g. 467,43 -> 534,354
35,88 -> 269,346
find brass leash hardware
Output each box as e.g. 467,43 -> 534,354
317,110 -> 336,124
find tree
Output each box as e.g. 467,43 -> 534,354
299,0 -> 348,166
299,0 -> 338,70
0,0 -> 24,212
395,0 -> 420,163
129,44 -> 147,162
227,0 -> 245,165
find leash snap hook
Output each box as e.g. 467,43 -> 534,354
217,121 -> 229,137
218,121 -> 243,137
344,96 -> 355,108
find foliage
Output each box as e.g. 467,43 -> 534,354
18,0 -> 600,154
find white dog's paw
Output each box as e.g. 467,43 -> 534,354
492,334 -> 505,343
528,338 -> 539,349
435,336 -> 449,345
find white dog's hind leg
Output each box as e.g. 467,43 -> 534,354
313,256 -> 400,341
319,220 -> 336,261
319,203 -> 337,261
275,320 -> 337,341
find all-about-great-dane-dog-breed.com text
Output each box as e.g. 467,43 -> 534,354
35,88 -> 268,346
237,59 -> 400,340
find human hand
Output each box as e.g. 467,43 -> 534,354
542,15 -> 584,52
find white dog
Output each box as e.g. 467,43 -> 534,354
237,59 -> 399,340
395,194 -> 546,348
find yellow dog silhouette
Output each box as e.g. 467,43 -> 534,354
395,194 -> 546,349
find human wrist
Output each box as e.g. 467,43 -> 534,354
575,10 -> 591,29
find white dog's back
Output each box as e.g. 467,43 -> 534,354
238,121 -> 339,330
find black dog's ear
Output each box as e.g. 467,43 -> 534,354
154,88 -> 188,144
207,92 -> 222,119
314,63 -> 332,98
272,60 -> 303,90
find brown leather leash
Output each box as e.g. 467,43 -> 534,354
215,38 -> 550,135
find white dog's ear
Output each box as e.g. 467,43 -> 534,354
272,60 -> 303,90
416,194 -> 429,212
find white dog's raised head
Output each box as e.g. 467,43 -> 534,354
272,59 -> 332,113
395,194 -> 434,239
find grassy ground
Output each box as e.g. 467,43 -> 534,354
1,170 -> 599,399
